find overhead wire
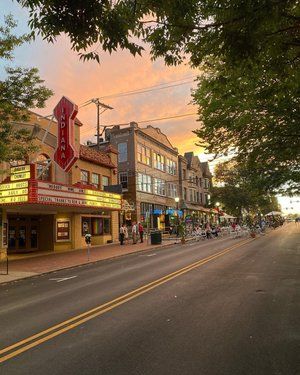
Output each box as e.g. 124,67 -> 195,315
80,112 -> 198,136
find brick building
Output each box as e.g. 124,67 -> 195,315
0,109 -> 121,255
105,122 -> 179,230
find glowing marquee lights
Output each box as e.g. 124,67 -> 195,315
10,165 -> 31,181
37,182 -> 121,209
0,180 -> 29,204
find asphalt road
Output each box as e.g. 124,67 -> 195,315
0,224 -> 299,375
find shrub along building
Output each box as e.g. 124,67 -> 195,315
0,97 -> 121,255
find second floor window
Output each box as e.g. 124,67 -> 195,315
137,173 -> 152,193
153,178 -> 166,196
91,173 -> 100,189
168,183 -> 177,198
81,170 -> 89,184
119,172 -> 128,189
102,176 -> 109,189
118,142 -> 127,163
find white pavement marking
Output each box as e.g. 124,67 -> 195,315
49,276 -> 77,283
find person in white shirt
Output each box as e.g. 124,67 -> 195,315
132,222 -> 137,244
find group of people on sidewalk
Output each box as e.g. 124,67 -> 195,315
119,222 -> 144,245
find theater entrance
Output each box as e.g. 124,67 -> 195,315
7,215 -> 54,254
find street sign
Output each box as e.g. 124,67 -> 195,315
53,96 -> 79,172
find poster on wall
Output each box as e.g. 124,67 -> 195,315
56,220 -> 70,242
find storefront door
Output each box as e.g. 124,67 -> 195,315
8,216 -> 39,253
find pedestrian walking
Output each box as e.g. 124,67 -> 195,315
132,222 -> 137,244
119,224 -> 125,245
138,222 -> 144,243
124,225 -> 129,244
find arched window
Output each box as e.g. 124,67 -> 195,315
36,154 -> 51,181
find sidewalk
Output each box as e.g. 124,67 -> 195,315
0,238 -> 180,284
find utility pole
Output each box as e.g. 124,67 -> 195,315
93,99 -> 113,148
80,98 -> 113,149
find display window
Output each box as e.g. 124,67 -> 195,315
81,217 -> 111,236
56,220 -> 71,242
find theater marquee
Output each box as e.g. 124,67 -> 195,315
0,179 -> 121,210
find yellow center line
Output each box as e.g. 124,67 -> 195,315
0,238 -> 254,364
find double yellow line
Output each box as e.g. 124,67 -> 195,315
0,238 -> 254,364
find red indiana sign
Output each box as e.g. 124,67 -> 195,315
53,96 -> 79,172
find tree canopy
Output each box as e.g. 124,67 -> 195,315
211,160 -> 281,217
0,16 -> 52,164
18,1 -> 300,192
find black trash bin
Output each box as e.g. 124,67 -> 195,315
150,231 -> 162,245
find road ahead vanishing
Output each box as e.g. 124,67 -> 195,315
0,225 -> 299,375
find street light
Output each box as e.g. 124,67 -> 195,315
215,202 -> 220,224
174,197 -> 180,235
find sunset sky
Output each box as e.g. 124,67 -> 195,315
1,1 -> 299,214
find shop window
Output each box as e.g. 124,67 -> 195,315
102,175 -> 110,189
118,142 -> 127,163
103,218 -> 111,234
81,170 -> 89,184
91,217 -> 103,235
91,173 -> 100,189
36,154 -> 51,181
119,172 -> 128,189
81,217 -> 110,236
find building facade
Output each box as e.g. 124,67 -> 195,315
0,109 -> 121,255
178,152 -> 214,224
105,123 -> 180,230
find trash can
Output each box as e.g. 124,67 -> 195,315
150,231 -> 162,245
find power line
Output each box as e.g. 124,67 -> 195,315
79,75 -> 197,103
80,112 -> 198,136
95,79 -> 196,101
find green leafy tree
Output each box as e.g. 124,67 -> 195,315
211,161 -> 281,217
0,15 -> 53,164
18,1 -> 300,191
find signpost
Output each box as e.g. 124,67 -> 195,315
53,96 -> 79,172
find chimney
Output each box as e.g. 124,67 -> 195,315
130,122 -> 138,128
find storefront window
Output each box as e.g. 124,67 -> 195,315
36,154 -> 51,181
91,217 -> 103,235
81,217 -> 111,236
103,218 -> 111,234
